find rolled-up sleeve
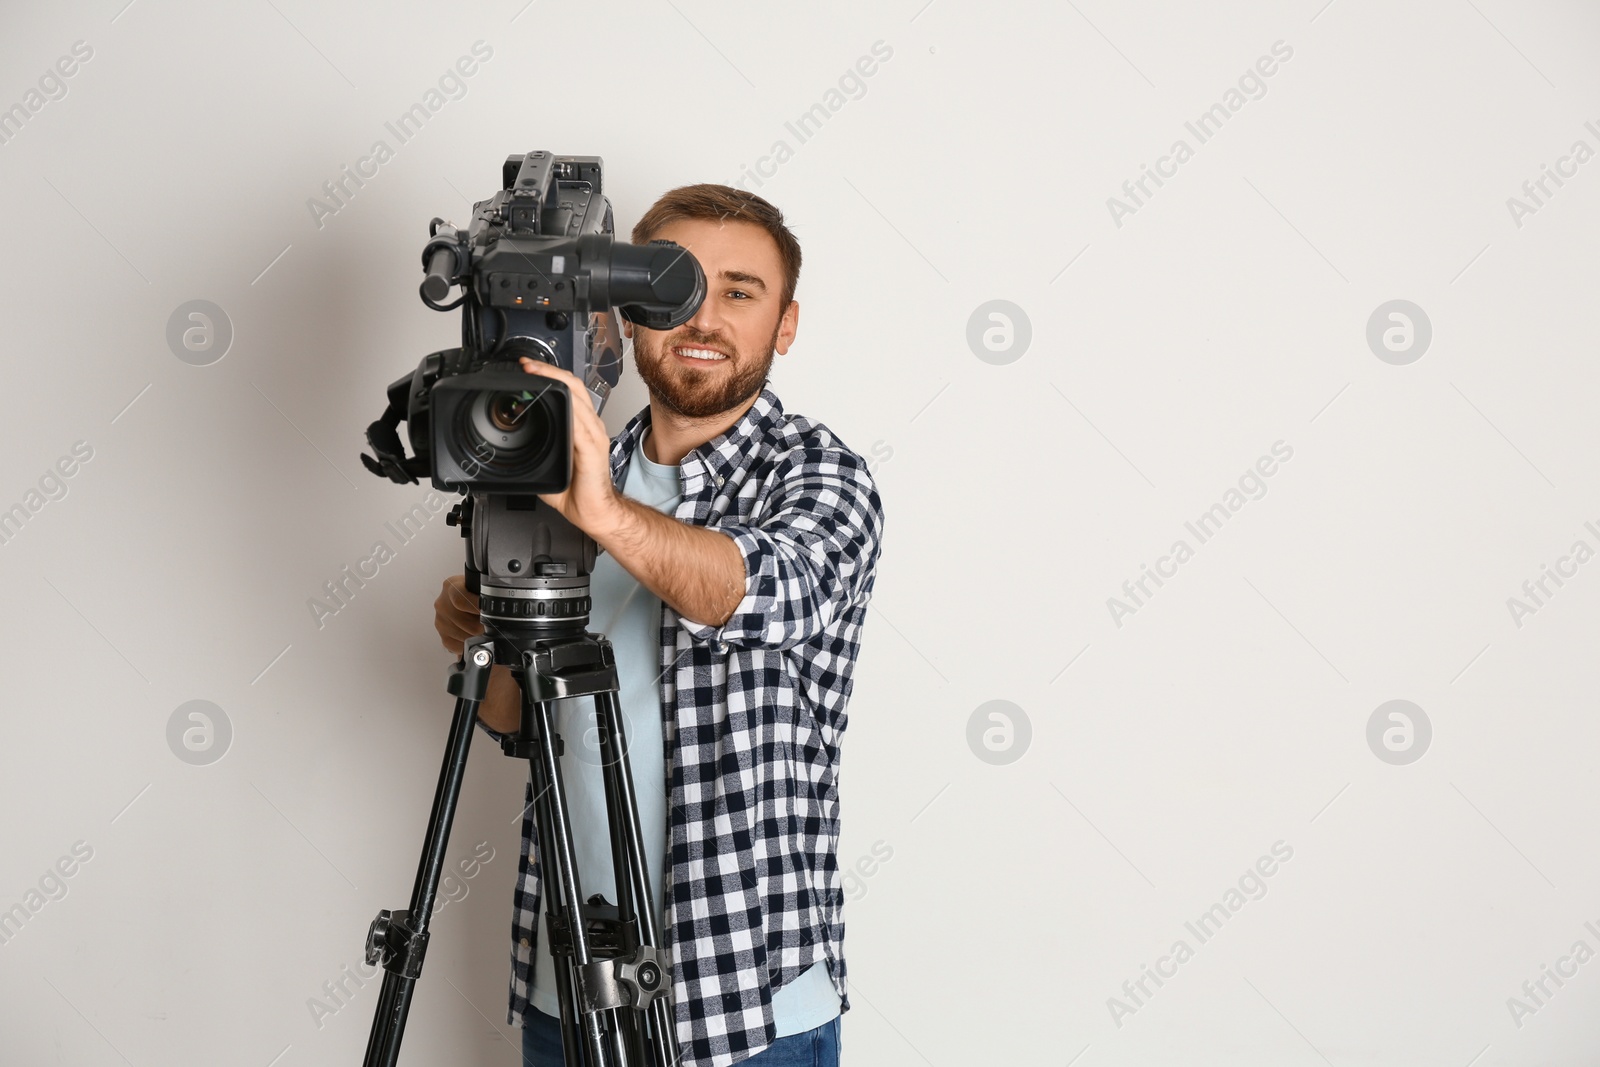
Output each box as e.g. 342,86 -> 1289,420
678,447 -> 884,652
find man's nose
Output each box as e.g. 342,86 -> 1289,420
683,294 -> 726,338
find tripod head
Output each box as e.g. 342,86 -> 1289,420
448,491 -> 595,644
446,491 -> 620,732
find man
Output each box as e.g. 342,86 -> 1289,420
431,183 -> 885,1067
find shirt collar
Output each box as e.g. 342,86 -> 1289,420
609,385 -> 784,488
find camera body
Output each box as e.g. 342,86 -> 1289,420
362,151 -> 705,496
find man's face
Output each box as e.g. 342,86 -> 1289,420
624,217 -> 798,420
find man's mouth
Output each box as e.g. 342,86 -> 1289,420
673,345 -> 729,363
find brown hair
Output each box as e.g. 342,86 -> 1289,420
630,184 -> 802,310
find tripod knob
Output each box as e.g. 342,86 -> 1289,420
365,910 -> 395,967
614,946 -> 670,1007
365,908 -> 429,977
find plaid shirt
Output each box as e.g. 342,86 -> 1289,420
475,385 -> 884,1066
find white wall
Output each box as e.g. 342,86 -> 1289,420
3,1 -> 1599,1064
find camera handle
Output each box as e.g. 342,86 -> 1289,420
359,400 -> 417,486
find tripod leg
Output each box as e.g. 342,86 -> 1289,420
525,687 -> 614,1067
526,706 -> 592,1067
593,690 -> 679,1067
586,706 -> 646,1066
362,637 -> 494,1067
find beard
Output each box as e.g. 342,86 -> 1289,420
632,318 -> 779,420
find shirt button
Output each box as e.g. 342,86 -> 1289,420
519,937 -> 530,948
714,474 -> 725,486
717,641 -> 729,653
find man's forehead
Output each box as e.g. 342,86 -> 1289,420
654,217 -> 778,271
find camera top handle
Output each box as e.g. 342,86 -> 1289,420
417,150 -> 705,329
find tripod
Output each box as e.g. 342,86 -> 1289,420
360,573 -> 678,1066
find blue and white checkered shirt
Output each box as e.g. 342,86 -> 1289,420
475,386 -> 885,1067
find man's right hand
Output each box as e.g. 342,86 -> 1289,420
434,573 -> 483,657
433,574 -> 521,733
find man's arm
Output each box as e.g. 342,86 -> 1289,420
592,497 -> 746,628
510,357 -> 747,628
679,450 -> 883,651
512,358 -> 883,649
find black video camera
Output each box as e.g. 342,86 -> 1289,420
361,151 -> 704,494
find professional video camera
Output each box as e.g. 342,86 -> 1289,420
355,152 -> 703,1067
361,149 -> 703,494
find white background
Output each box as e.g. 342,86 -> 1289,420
2,1 -> 1599,1064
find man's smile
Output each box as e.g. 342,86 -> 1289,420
673,345 -> 730,364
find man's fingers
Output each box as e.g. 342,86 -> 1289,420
434,575 -> 486,658
519,358 -> 591,406
432,588 -> 480,639
517,357 -> 601,414
437,615 -> 482,642
518,356 -> 578,383
440,576 -> 479,612
438,627 -> 475,657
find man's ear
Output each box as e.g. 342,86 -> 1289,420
621,318 -> 634,340
774,299 -> 799,356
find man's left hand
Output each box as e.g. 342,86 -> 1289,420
516,357 -> 622,539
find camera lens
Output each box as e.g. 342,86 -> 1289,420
488,391 -> 534,433
460,387 -> 553,475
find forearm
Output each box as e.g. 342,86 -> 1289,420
595,495 -> 744,628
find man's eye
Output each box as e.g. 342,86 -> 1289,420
728,290 -> 749,300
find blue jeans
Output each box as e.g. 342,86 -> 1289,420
521,1007 -> 841,1066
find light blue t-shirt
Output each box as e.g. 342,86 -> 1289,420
530,436 -> 840,1036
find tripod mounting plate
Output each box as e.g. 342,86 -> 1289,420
514,634 -> 620,704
